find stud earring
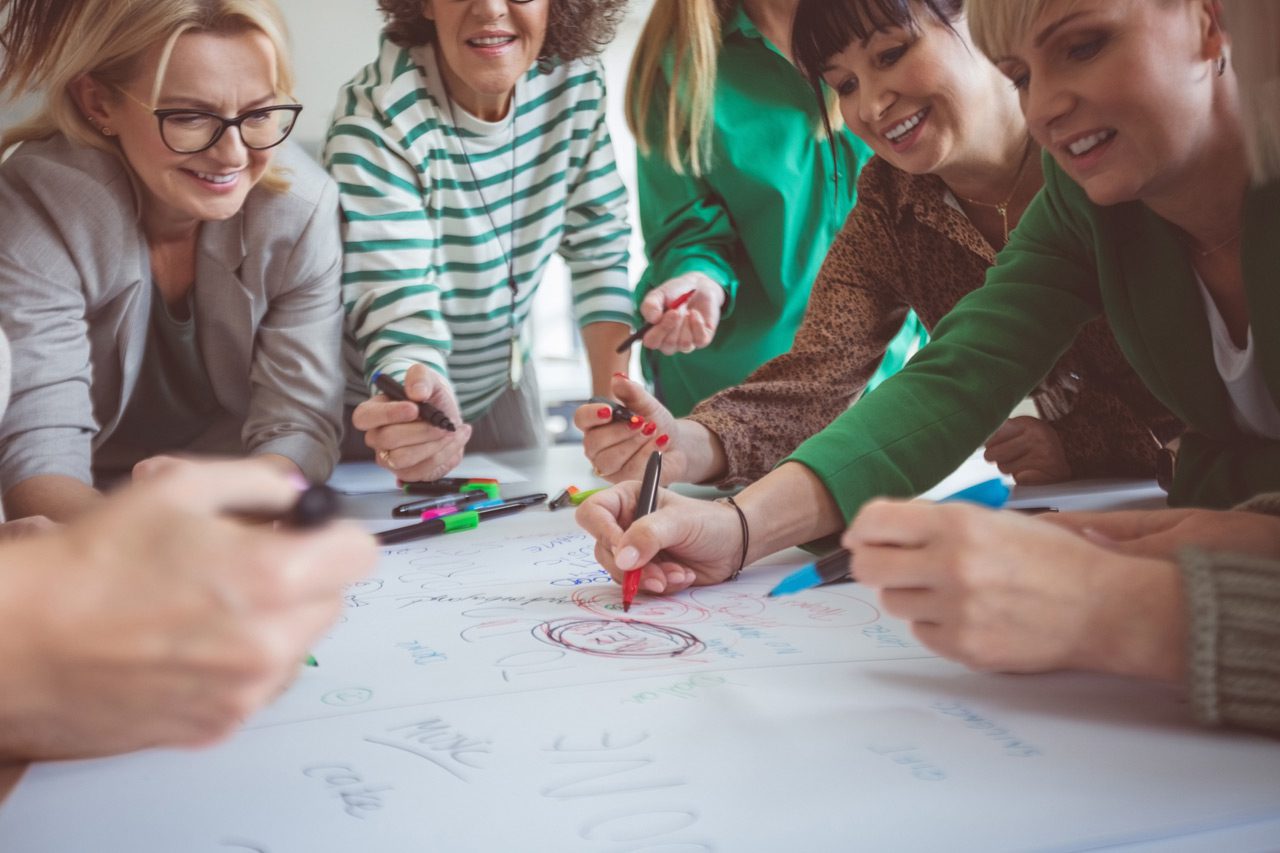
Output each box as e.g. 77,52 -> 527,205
101,126 -> 114,136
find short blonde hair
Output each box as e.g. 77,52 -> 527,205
1,0 -> 296,192
967,0 -> 1067,61
1223,0 -> 1280,182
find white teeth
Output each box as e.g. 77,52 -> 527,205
1067,130 -> 1116,156
885,110 -> 925,142
194,171 -> 237,185
469,36 -> 514,46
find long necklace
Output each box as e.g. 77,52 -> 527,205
953,137 -> 1035,244
1189,230 -> 1241,257
441,77 -> 523,387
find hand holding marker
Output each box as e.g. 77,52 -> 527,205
615,290 -> 695,353
371,370 -> 456,433
768,478 -> 1012,597
621,450 -> 663,612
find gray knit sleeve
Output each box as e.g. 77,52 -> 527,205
1178,548 -> 1280,734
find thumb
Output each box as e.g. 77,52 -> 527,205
611,374 -> 668,421
639,287 -> 669,324
404,363 -> 438,401
613,499 -> 682,571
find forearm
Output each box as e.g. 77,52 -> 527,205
733,461 -> 846,564
3,475 -> 101,523
581,322 -> 632,398
0,535 -> 66,758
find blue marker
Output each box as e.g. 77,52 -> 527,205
767,477 -> 1011,597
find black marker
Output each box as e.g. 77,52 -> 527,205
391,490 -> 488,518
372,370 -> 456,433
376,494 -> 546,545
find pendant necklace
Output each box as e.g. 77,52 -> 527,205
953,137 -> 1035,244
442,74 -> 523,388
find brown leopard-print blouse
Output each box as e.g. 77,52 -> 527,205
688,155 -> 1183,488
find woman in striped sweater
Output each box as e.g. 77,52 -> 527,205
326,0 -> 632,481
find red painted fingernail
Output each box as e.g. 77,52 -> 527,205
656,434 -> 670,447
597,406 -> 612,420
628,417 -> 643,430
642,422 -> 657,436
613,372 -> 629,380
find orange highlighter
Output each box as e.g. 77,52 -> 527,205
622,450 -> 663,612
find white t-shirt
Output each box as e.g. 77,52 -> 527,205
1196,275 -> 1280,439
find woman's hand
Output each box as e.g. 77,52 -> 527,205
638,273 -> 726,355
575,484 -> 744,596
353,363 -> 472,483
983,416 -> 1071,485
844,501 -> 1186,681
574,373 -> 681,484
1045,507 -> 1280,561
2,459 -> 377,760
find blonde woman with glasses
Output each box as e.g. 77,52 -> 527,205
0,0 -> 345,521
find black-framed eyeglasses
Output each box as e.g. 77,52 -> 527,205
115,87 -> 302,154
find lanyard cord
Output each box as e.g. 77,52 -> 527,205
440,74 -> 521,343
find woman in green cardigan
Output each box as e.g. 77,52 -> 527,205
622,0 -> 926,417
577,0 -> 1275,595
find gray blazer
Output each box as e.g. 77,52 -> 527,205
0,135 -> 344,487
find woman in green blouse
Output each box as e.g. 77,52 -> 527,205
621,0 -> 925,417
578,0 -> 1277,595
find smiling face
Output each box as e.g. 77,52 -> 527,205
91,29 -> 282,233
822,13 -> 1014,179
993,0 -> 1225,206
423,0 -> 549,121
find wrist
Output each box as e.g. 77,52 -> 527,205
1077,553 -> 1187,682
0,535 -> 70,741
732,463 -> 843,566
676,420 -> 724,484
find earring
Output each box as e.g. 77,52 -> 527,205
1216,54 -> 1227,76
101,126 -> 114,136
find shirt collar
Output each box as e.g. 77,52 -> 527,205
725,4 -> 761,41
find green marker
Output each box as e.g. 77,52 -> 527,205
375,493 -> 546,545
569,487 -> 606,506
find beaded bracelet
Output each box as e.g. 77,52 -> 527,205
717,495 -> 749,581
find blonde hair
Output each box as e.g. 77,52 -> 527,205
1222,0 -> 1280,182
967,0 -> 1065,61
626,0 -> 735,177
0,0 -> 296,192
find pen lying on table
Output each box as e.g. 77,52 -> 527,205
376,493 -> 548,545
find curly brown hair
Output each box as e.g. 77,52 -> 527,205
378,0 -> 629,63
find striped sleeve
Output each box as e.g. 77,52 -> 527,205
324,66 -> 453,389
557,67 -> 634,329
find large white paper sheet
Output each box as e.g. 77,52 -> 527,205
3,509 -> 1278,851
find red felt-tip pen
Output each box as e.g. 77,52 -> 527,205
622,451 -> 663,613
615,290 -> 696,353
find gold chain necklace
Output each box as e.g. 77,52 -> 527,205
953,138 -> 1035,243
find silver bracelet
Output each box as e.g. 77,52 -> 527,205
717,496 -> 749,581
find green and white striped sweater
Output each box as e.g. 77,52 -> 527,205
324,39 -> 632,420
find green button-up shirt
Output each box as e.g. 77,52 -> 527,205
635,3 -> 924,417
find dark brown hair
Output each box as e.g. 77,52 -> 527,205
377,0 -> 629,63
793,0 -> 965,86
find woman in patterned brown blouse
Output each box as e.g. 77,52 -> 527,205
578,0 -> 1180,488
